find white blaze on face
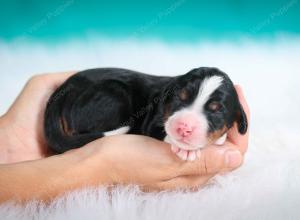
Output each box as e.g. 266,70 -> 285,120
164,76 -> 223,150
190,76 -> 224,112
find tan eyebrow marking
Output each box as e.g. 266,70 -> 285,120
179,89 -> 188,101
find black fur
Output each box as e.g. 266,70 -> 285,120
44,67 -> 247,153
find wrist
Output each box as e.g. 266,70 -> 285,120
59,142 -> 112,188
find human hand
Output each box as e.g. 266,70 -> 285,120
0,72 -> 75,163
0,72 -> 249,201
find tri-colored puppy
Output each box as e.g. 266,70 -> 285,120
45,67 -> 247,161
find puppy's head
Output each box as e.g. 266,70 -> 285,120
161,67 -> 247,150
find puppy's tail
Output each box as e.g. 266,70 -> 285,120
44,83 -> 103,154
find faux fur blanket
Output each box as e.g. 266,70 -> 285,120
0,38 -> 299,220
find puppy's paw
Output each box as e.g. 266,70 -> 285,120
173,148 -> 201,161
176,149 -> 189,160
187,149 -> 202,161
214,133 -> 227,145
171,145 -> 188,160
171,145 -> 180,153
187,150 -> 196,161
171,144 -> 202,161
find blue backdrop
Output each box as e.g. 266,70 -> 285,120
0,0 -> 299,42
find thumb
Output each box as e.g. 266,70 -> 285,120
179,144 -> 243,176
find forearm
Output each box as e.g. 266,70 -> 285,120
0,147 -> 107,203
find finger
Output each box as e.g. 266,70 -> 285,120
6,71 -> 77,118
42,71 -> 77,87
27,71 -> 76,90
178,144 -> 243,176
227,85 -> 250,154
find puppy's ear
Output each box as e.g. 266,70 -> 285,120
236,103 -> 248,134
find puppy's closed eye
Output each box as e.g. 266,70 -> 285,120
207,101 -> 222,112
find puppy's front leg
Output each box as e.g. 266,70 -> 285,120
214,133 -> 227,145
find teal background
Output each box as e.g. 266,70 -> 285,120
0,0 -> 299,42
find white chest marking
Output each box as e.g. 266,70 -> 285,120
103,126 -> 130,136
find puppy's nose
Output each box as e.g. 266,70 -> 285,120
176,122 -> 194,138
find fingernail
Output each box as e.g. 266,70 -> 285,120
225,150 -> 242,168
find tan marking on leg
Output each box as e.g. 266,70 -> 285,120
207,126 -> 228,145
60,117 -> 74,136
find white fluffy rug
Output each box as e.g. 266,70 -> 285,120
0,37 -> 300,219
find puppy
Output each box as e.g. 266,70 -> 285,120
45,67 -> 247,160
